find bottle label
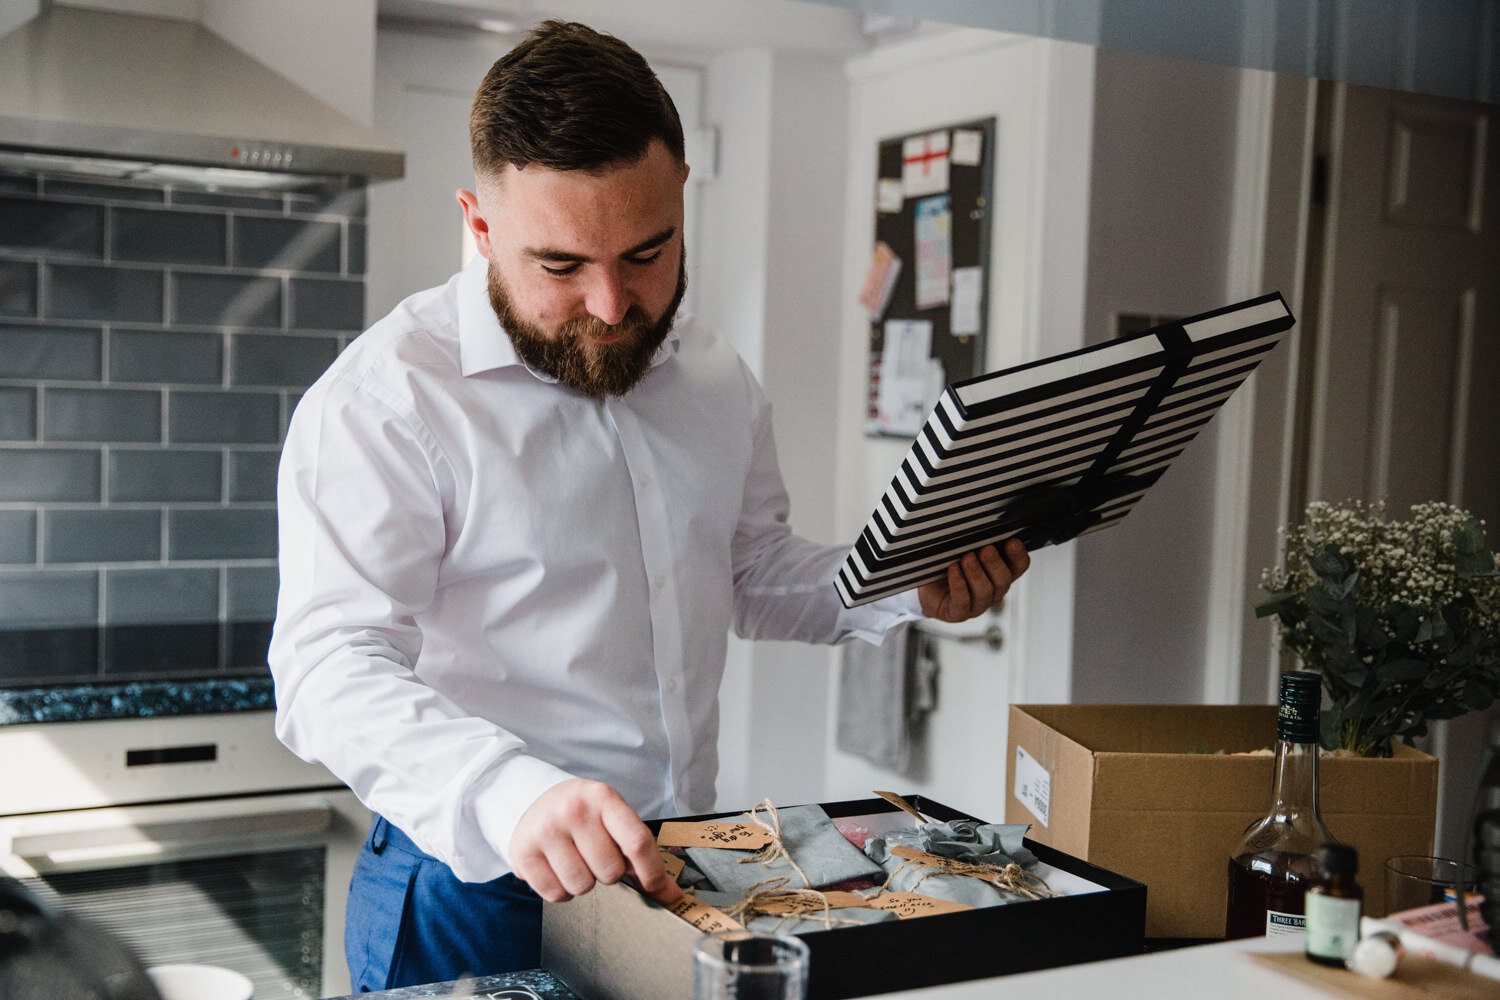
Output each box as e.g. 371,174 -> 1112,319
1266,909 -> 1306,937
1305,894 -> 1361,959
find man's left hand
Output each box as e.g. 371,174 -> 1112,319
917,537 -> 1030,623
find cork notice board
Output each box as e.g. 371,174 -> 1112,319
860,118 -> 994,438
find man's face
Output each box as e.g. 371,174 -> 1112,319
459,141 -> 690,398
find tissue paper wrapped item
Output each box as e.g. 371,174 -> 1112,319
862,821 -> 1049,909
684,803 -> 884,894
915,819 -> 1037,868
691,888 -> 897,935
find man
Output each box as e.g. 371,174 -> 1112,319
269,20 -> 1029,992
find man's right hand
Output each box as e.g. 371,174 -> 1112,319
508,778 -> 683,905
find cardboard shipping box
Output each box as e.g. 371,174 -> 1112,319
542,795 -> 1145,1000
1004,704 -> 1439,939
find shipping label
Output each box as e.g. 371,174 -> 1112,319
1013,745 -> 1051,826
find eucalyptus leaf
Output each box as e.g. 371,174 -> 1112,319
1461,682 -> 1495,711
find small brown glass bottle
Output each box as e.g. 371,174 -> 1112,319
1305,843 -> 1363,965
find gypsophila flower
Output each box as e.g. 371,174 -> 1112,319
1257,500 -> 1500,755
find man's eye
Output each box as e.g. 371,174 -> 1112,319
541,262 -> 581,277
629,249 -> 664,266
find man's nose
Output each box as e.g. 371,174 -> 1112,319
584,268 -> 631,326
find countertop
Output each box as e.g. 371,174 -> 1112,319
327,936 -> 1491,1000
321,967 -> 579,1000
0,676 -> 274,724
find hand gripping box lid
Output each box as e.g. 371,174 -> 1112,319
1003,704 -> 1439,939
540,795 -> 1145,1000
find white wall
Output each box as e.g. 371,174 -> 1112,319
698,48 -> 853,810
203,0 -> 377,126
821,29 -> 1096,823
1067,47 -> 1254,706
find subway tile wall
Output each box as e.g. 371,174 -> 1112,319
0,171 -> 366,687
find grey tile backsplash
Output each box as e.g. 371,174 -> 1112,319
0,171 -> 367,687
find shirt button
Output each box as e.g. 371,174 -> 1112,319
665,679 -> 679,693
654,574 -> 666,590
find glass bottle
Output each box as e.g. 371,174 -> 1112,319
1305,843 -> 1363,965
1224,669 -> 1336,939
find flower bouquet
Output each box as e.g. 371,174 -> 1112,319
1256,500 -> 1500,756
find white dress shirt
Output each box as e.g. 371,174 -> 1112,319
269,257 -> 917,882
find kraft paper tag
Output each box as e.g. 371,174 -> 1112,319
873,790 -> 929,822
667,894 -> 745,933
865,892 -> 975,919
889,845 -> 953,866
658,849 -> 685,880
753,891 -> 870,915
657,821 -> 773,850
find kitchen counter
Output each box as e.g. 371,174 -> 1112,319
322,938 -> 1403,1000
331,935 -> 1500,1000
0,676 -> 274,725
321,967 -> 580,1000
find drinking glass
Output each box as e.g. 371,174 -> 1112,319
1383,854 -> 1477,914
693,930 -> 810,1000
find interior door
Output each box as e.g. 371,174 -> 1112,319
1304,80 -> 1500,860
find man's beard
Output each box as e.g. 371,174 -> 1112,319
488,257 -> 687,399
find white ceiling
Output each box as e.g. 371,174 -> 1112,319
373,0 -> 899,58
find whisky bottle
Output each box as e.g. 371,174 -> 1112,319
1224,669 -> 1336,939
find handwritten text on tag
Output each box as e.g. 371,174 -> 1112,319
865,892 -> 974,919
667,894 -> 745,933
656,821 -> 773,850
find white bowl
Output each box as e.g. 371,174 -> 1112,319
146,964 -> 254,1000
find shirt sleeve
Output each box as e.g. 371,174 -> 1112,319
268,371 -> 573,883
729,382 -> 921,645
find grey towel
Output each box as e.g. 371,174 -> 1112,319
835,623 -> 937,772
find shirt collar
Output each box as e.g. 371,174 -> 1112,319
457,255 -> 682,382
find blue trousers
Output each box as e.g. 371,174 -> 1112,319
344,815 -> 542,992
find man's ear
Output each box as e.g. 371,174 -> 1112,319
456,188 -> 493,258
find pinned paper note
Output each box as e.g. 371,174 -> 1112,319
913,195 -> 951,309
668,894 -> 745,932
950,266 -> 982,336
865,892 -> 975,919
902,130 -> 949,198
951,129 -> 983,166
657,821 -> 773,850
874,319 -> 942,437
877,178 -> 904,213
858,241 -> 902,320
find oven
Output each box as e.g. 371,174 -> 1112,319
0,711 -> 369,1000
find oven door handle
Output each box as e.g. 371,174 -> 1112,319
8,801 -> 335,870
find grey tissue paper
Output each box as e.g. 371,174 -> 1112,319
683,804 -> 884,894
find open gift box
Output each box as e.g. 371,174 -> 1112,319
541,795 -> 1145,1000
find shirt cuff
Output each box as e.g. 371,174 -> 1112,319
457,754 -> 577,881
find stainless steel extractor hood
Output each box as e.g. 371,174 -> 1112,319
0,4 -> 405,190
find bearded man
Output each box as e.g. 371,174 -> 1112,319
269,20 -> 1028,992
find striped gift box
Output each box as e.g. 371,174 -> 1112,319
836,292 -> 1296,607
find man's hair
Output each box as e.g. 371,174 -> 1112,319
470,20 -> 685,176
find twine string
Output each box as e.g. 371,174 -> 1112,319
723,877 -> 868,931
737,799 -> 812,888
881,853 -> 1054,901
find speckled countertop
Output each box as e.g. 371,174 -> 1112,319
0,676 -> 275,725
321,968 -> 579,1000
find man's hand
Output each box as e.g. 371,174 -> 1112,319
917,537 -> 1030,623
508,779 -> 682,905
